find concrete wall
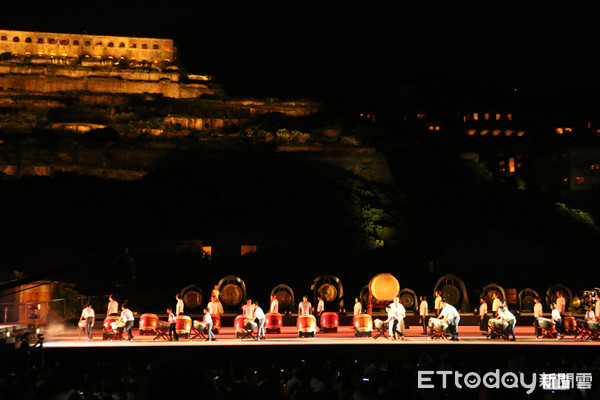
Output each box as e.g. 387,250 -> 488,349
0,29 -> 174,62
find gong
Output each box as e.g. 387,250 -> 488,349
521,295 -> 536,312
318,283 -> 338,302
221,283 -> 243,306
275,291 -> 292,309
441,284 -> 461,307
183,290 -> 202,309
400,292 -> 415,309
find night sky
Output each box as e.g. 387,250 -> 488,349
3,3 -> 600,105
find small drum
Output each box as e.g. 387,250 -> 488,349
244,320 -> 258,331
428,318 -> 448,331
156,320 -> 168,332
193,320 -> 206,331
488,318 -> 508,331
110,320 -> 126,330
210,314 -> 221,334
320,312 -> 339,333
139,313 -> 159,336
266,312 -> 283,333
563,316 -> 577,334
537,317 -> 555,330
588,320 -> 600,331
78,320 -> 87,329
374,319 -> 384,330
103,316 -> 120,331
297,315 -> 317,337
175,315 -> 192,339
352,313 -> 373,337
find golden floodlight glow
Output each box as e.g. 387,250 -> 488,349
492,129 -> 501,136
518,130 -> 525,137
509,157 -> 516,173
37,52 -> 43,56
556,128 -> 564,134
505,130 -> 514,136
481,130 -> 489,136
467,129 -> 477,136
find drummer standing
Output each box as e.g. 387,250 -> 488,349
175,293 -> 184,316
207,296 -> 221,315
120,303 -> 135,341
211,285 -> 224,314
242,299 -> 254,319
107,295 -> 119,316
269,294 -> 279,314
392,297 -> 406,339
298,296 -> 312,316
253,302 -> 266,340
383,306 -> 399,340
354,298 -> 362,316
167,307 -> 178,341
434,291 -> 442,317
80,302 -> 95,341
316,296 -> 325,328
533,297 -> 544,338
439,301 -> 460,341
551,303 -> 564,339
492,293 -> 502,317
556,291 -> 566,321
204,308 -> 216,341
479,297 -> 489,335
418,296 -> 428,335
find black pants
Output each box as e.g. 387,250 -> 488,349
420,316 -> 428,333
169,323 -> 178,340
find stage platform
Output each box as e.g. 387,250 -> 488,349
39,324 -> 598,349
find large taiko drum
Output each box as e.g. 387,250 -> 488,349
210,314 -> 221,334
297,315 -> 317,337
352,314 -> 373,337
175,315 -> 192,339
139,313 -> 159,335
369,274 -> 400,302
320,312 -> 339,333
266,313 -> 283,333
563,316 -> 577,334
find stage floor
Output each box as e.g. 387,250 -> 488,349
41,324 -> 598,348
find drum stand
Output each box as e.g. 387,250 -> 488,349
373,324 -> 389,340
190,327 -> 207,340
153,328 -> 170,341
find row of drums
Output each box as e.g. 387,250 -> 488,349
103,312 -> 377,339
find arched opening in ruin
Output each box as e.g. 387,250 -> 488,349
119,42 -> 125,48
152,44 -> 159,50
1,36 -> 7,41
73,40 -> 80,46
48,39 -> 56,44
108,42 -> 114,47
85,41 -> 91,46
12,37 -> 20,42
130,43 -> 137,48
60,39 -> 69,45
25,37 -> 32,43
142,44 -> 148,49
37,38 -> 44,43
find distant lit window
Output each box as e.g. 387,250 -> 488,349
499,160 -> 506,166
25,37 -> 32,43
591,164 -> 600,170
435,126 -> 440,131
428,125 -> 434,131
496,113 -> 501,120
507,114 -> 513,121
576,177 -> 585,185
556,128 -> 564,134
153,44 -> 159,50
201,246 -> 212,258
473,113 -> 479,120
467,129 -> 477,136
12,37 -> 20,42
130,43 -> 137,48
563,178 -> 569,183
492,130 -> 501,136
509,157 -> 516,173
485,113 -> 490,120
517,131 -> 525,137
505,130 -> 514,136
416,113 -> 426,119
164,45 -> 171,51
481,130 -> 489,136
241,245 -> 257,256
565,127 -> 573,133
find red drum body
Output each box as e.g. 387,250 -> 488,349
352,314 -> 373,337
102,316 -> 120,340
235,315 -> 254,338
563,316 -> 577,334
266,313 -> 283,333
139,313 -> 159,335
297,315 -> 317,337
210,314 -> 221,334
320,312 -> 339,333
175,315 -> 192,338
